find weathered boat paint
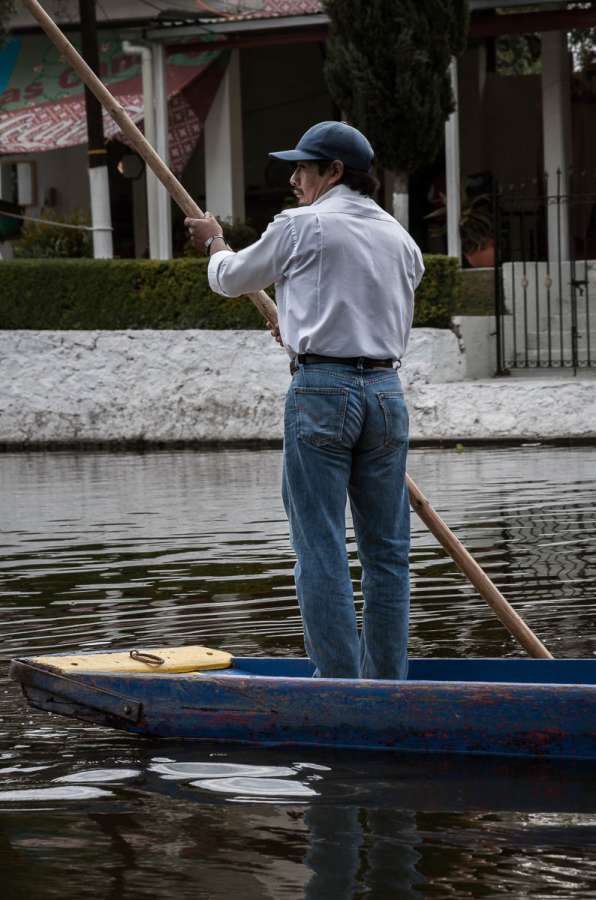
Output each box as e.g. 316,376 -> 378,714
9,655 -> 596,760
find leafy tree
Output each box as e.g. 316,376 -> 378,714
497,34 -> 541,76
322,0 -> 469,223
570,24 -> 596,73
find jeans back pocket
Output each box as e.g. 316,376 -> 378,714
377,391 -> 409,448
294,387 -> 349,447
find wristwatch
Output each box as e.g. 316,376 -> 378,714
204,233 -> 227,254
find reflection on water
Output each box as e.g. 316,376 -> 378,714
2,743 -> 596,899
1,446 -> 596,898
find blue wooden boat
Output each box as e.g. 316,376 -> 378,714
9,646 -> 596,760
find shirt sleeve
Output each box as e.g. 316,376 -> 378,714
208,213 -> 297,298
410,244 -> 425,291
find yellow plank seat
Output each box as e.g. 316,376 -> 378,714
30,645 -> 233,674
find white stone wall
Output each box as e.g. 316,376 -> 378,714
409,379 -> 596,440
400,328 -> 465,386
451,315 -> 498,380
0,329 -> 594,444
1,331 -> 288,444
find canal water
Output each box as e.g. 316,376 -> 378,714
1,445 -> 596,898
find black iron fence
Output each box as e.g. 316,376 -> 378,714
494,170 -> 596,373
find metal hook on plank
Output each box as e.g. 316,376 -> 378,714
129,649 -> 165,666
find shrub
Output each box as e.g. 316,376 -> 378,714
13,209 -> 92,259
0,258 -> 264,329
0,254 -> 459,330
413,254 -> 461,327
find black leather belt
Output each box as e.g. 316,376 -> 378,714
297,354 -> 394,369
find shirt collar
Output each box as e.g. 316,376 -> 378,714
311,183 -> 356,207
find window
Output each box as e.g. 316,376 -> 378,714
0,161 -> 37,206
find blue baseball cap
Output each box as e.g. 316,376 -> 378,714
269,121 -> 374,172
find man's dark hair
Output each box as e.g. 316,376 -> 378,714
315,160 -> 380,197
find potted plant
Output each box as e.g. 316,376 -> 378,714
425,191 -> 495,267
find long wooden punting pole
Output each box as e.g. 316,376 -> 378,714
407,477 -> 552,658
24,0 -> 553,660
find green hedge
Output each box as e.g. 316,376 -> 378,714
0,258 -> 265,330
413,254 -> 461,328
0,254 -> 460,330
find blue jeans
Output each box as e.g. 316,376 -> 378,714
282,362 -> 410,680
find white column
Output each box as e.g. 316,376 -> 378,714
390,171 -> 409,230
445,58 -> 461,262
89,165 -> 113,258
153,42 -> 172,259
205,50 -> 245,222
541,30 -> 572,263
123,41 -> 159,259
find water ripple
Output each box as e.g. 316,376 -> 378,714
1,447 -> 596,897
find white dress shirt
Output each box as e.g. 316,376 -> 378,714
208,184 -> 424,360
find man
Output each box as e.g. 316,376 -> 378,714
186,121 -> 424,680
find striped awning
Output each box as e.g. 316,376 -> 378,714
0,32 -> 224,174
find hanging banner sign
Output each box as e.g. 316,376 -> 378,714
0,32 -> 222,172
